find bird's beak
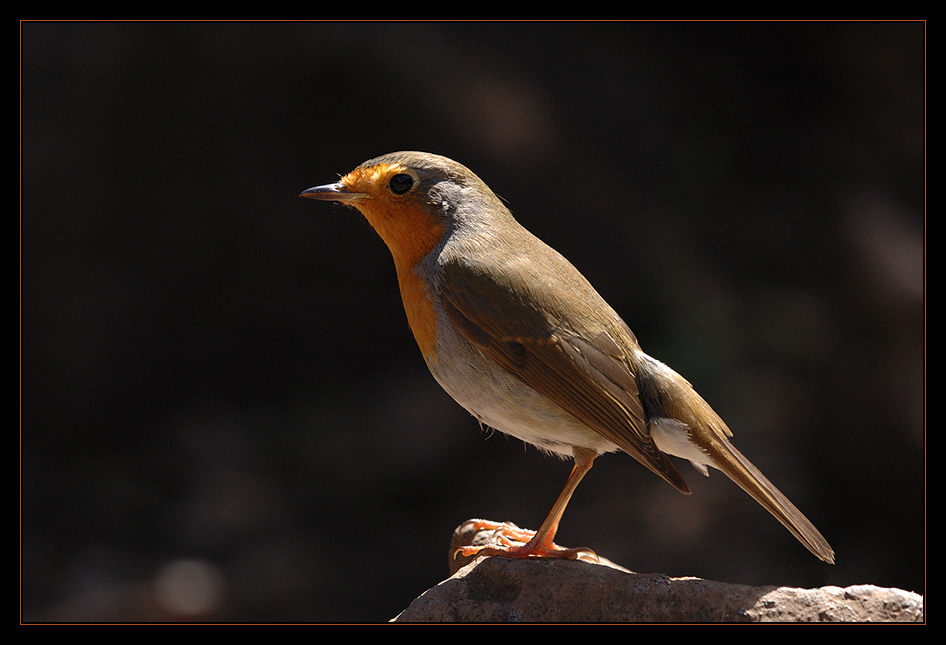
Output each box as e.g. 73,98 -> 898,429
299,182 -> 367,204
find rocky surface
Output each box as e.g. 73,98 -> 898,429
391,521 -> 924,623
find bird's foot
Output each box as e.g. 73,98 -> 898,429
454,519 -> 598,563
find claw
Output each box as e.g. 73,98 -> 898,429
456,519 -> 599,563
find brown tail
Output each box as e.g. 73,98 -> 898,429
712,439 -> 835,564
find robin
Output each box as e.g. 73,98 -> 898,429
300,151 -> 835,565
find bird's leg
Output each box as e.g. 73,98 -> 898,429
456,446 -> 599,562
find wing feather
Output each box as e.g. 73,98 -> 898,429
438,259 -> 690,493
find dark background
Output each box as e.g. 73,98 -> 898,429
22,21 -> 925,623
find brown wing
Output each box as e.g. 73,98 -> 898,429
438,258 -> 690,494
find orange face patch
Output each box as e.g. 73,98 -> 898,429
341,163 -> 446,364
340,163 -> 445,269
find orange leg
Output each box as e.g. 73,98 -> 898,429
456,446 -> 599,563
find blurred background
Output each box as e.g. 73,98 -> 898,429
21,21 -> 924,623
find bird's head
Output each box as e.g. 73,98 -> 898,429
300,151 -> 510,268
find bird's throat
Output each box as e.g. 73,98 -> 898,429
353,200 -> 446,366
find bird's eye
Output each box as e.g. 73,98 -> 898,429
389,173 -> 414,195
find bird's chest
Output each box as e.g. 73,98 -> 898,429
395,266 -> 439,363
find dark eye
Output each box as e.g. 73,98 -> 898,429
389,173 -> 414,195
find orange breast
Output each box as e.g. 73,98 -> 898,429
396,267 -> 440,364
342,165 -> 446,365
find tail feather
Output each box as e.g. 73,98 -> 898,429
713,439 -> 835,564
637,353 -> 834,563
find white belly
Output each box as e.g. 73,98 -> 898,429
425,315 -> 620,459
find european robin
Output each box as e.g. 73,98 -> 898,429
300,151 -> 835,565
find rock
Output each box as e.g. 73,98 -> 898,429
391,520 -> 924,623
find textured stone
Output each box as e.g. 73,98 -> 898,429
391,521 -> 924,623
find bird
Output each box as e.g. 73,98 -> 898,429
299,151 -> 835,565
